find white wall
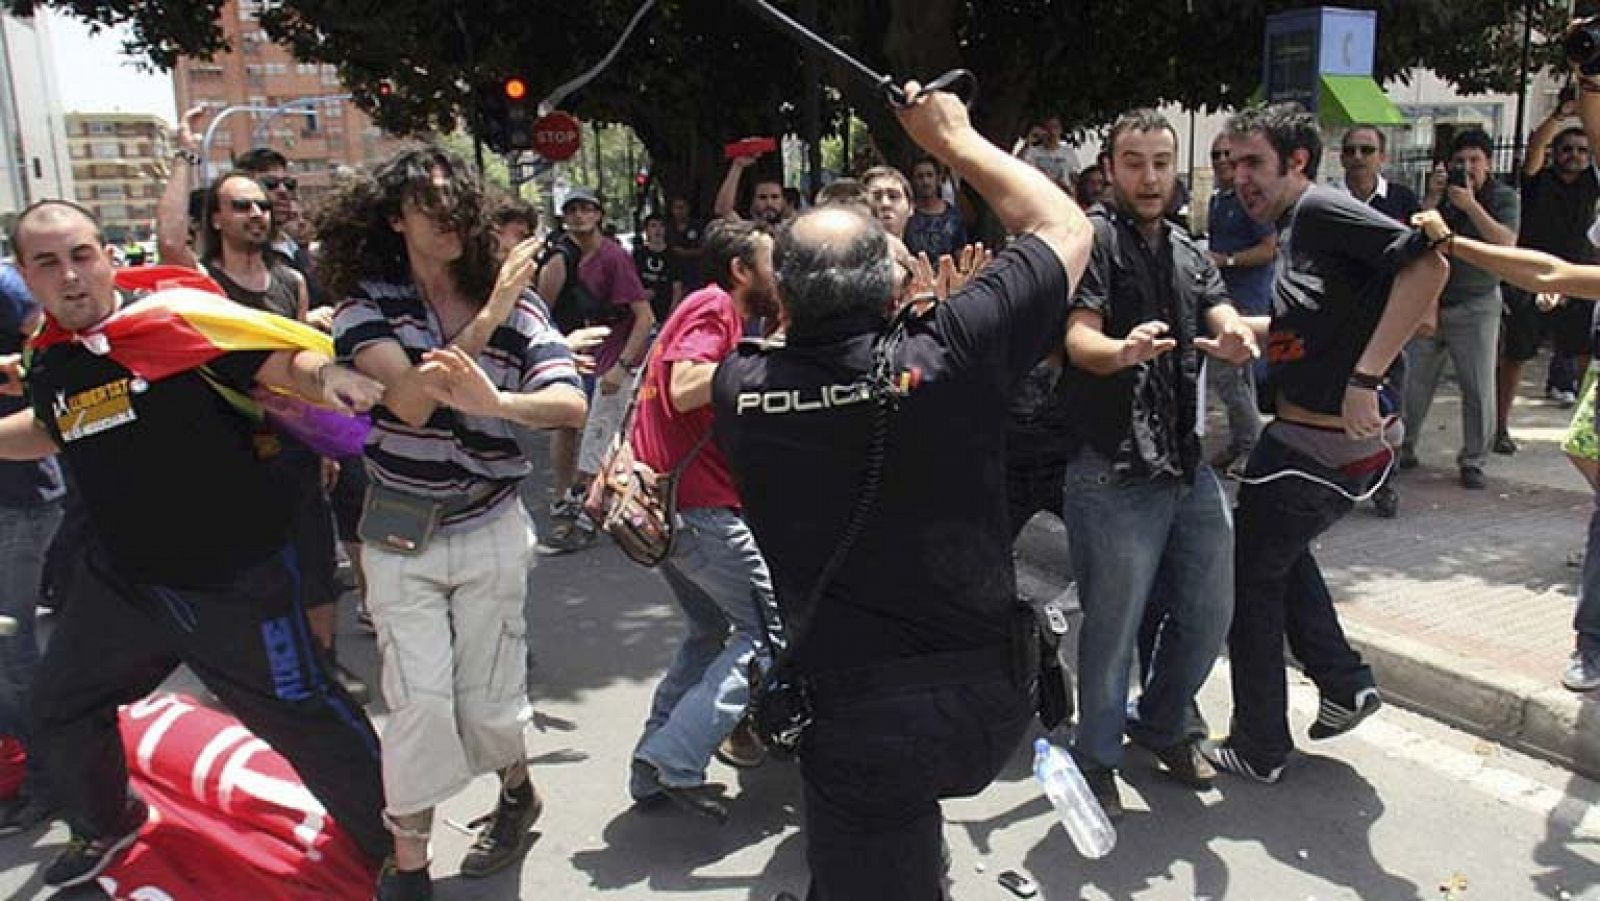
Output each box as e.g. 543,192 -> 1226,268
0,11 -> 75,213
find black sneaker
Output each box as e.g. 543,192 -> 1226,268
0,793 -> 58,836
458,783 -> 544,878
1372,483 -> 1399,519
42,797 -> 147,888
1309,686 -> 1382,740
1397,446 -> 1420,470
1492,431 -> 1518,455
1200,738 -> 1284,785
630,759 -> 729,824
1076,761 -> 1124,821
1459,466 -> 1486,490
375,857 -> 432,901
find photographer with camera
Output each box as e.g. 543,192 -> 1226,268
1403,130 -> 1519,490
711,82 -> 1091,898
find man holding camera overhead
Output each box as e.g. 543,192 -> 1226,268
1399,129 -> 1519,490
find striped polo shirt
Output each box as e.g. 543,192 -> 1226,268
333,278 -> 581,531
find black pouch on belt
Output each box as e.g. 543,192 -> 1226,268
357,483 -> 442,556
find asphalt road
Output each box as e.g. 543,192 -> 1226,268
0,434 -> 1596,900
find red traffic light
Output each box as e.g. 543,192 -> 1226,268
376,80 -> 394,97
504,78 -> 528,101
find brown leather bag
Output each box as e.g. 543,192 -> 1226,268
582,367 -> 707,568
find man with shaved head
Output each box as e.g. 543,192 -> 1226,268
712,84 -> 1092,898
0,200 -> 390,888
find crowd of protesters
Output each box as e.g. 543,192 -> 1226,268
1,39 -> 1600,900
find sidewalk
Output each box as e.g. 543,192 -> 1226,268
1016,354 -> 1600,780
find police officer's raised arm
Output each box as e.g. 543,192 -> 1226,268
894,83 -> 1092,292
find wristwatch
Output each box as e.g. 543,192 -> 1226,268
1225,254 -> 1237,268
174,148 -> 201,166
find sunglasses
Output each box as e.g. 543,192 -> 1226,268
260,175 -> 298,192
1210,151 -> 1230,161
1342,144 -> 1379,156
229,198 -> 271,213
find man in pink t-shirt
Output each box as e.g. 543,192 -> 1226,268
626,220 -> 780,821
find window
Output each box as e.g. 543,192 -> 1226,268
238,0 -> 262,21
91,143 -> 119,160
94,185 -> 126,200
324,104 -> 342,119
99,204 -> 129,220
321,70 -> 340,86
265,63 -> 287,76
86,121 -> 115,136
297,63 -> 317,75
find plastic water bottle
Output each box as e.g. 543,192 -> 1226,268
1032,738 -> 1116,858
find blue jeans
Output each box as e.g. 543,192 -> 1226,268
1577,486 -> 1600,655
0,501 -> 63,800
633,506 -> 774,792
1061,449 -> 1233,770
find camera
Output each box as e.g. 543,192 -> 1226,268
1566,19 -> 1600,76
1447,162 -> 1469,189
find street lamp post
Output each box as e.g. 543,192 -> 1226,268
197,94 -> 354,181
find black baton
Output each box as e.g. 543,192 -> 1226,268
734,0 -> 976,108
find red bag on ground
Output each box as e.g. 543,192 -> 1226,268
97,693 -> 375,901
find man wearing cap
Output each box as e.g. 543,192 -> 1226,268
536,188 -> 654,552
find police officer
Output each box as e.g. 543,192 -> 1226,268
712,83 -> 1092,899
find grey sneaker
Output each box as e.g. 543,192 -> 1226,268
539,500 -> 596,555
1201,738 -> 1284,785
1562,649 -> 1600,692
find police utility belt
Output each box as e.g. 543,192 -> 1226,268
357,478 -> 506,555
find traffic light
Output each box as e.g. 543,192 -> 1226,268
476,77 -> 535,154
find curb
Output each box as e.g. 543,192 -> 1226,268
1013,517 -> 1600,783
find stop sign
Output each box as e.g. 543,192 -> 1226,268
532,112 -> 582,162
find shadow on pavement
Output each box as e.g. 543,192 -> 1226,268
1532,693 -> 1600,900
569,757 -> 804,896
954,741 -> 1420,901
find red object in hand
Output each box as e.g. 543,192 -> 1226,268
724,137 -> 778,160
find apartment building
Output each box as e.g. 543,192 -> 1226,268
171,0 -> 403,210
65,112 -> 169,243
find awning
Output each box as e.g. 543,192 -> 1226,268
1319,74 -> 1405,126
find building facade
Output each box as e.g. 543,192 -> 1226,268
171,0 -> 403,211
0,11 -> 74,226
65,112 -> 170,243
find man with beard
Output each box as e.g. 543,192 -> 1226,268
1205,104 -> 1447,783
157,161 -> 364,701
713,154 -> 791,226
904,156 -> 968,260
1057,109 -> 1258,814
626,219 -> 780,819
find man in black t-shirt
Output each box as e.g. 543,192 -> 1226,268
712,84 -> 1091,899
0,201 -> 391,889
1057,110 -> 1258,813
1204,106 -> 1448,785
1501,112 -> 1600,447
634,213 -> 683,322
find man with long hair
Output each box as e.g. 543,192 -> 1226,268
322,145 -> 587,900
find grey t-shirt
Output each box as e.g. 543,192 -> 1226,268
1441,179 -> 1520,304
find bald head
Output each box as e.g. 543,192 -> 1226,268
11,200 -> 103,259
773,206 -> 896,336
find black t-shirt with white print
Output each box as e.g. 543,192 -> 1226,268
26,344 -> 288,586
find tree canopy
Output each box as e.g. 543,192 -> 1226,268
9,0 -> 1582,206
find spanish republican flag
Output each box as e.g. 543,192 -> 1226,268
29,266 -> 331,382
